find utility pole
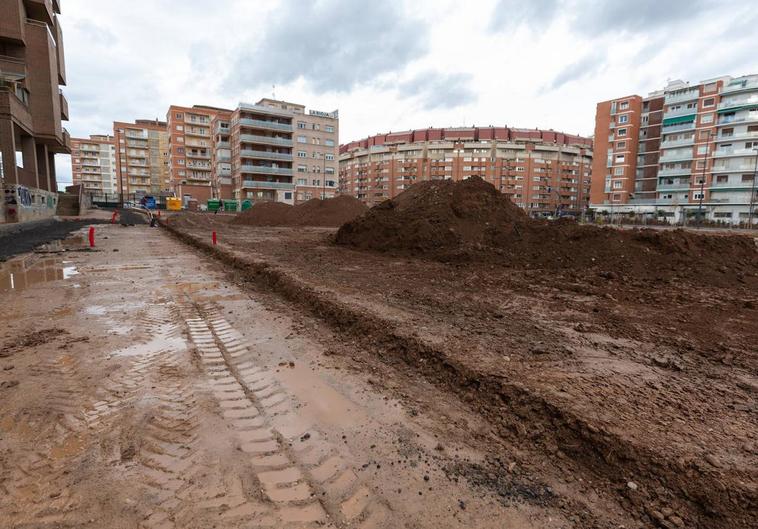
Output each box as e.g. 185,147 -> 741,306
749,147 -> 758,227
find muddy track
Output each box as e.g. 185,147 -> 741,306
163,222 -> 754,529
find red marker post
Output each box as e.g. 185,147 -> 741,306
88,226 -> 95,248
212,231 -> 217,245
110,210 -> 118,224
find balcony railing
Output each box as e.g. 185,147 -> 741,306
186,152 -> 210,159
216,141 -> 230,149
713,148 -> 758,158
718,95 -> 758,110
664,90 -> 700,104
240,134 -> 293,147
660,136 -> 695,148
659,152 -> 693,162
721,79 -> 758,95
185,128 -> 210,137
240,165 -> 293,176
717,131 -> 758,142
718,114 -> 758,126
241,180 -> 295,190
239,118 -> 293,132
657,182 -> 691,191
712,163 -> 758,172
663,107 -> 697,119
662,121 -> 696,133
239,149 -> 292,161
658,167 -> 692,177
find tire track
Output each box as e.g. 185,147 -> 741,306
184,299 -> 400,529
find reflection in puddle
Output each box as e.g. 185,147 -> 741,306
0,255 -> 78,293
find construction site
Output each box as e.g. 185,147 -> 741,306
0,177 -> 756,529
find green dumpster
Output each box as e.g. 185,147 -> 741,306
223,200 -> 238,212
207,199 -> 221,212
241,200 -> 253,211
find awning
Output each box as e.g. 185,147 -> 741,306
717,104 -> 758,114
662,114 -> 696,126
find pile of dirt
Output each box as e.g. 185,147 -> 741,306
335,177 -> 758,284
232,196 -> 367,227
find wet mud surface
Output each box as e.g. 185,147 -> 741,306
0,225 -> 583,528
164,215 -> 758,529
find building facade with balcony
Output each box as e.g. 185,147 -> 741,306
70,134 -> 116,195
113,119 -> 169,198
339,127 -> 593,214
591,74 -> 758,224
0,0 -> 70,223
255,99 -> 339,204
210,109 -> 233,199
166,104 -> 232,202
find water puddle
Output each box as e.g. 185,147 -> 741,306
0,255 -> 78,293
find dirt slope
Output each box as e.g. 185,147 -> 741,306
232,195 -> 367,227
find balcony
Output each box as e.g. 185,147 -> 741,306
658,167 -> 692,177
59,90 -> 68,120
240,165 -> 293,176
240,134 -> 292,147
661,121 -> 696,133
186,152 -> 210,159
717,131 -> 758,142
718,95 -> 758,111
713,147 -> 758,158
659,151 -> 693,162
663,106 -> 697,119
721,78 -> 758,95
185,128 -> 210,137
657,182 -> 691,191
239,118 -> 293,132
239,149 -> 292,161
718,114 -> 758,126
241,180 -> 295,190
0,55 -> 26,80
660,135 -> 695,148
712,163 -> 757,173
215,141 -> 230,149
216,154 -> 231,162
664,90 -> 699,104
186,162 -> 211,170
215,123 -> 230,134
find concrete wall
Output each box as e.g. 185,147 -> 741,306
3,183 -> 57,223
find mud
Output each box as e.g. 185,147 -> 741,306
230,195 -> 368,227
0,218 -> 108,261
0,224 -> 581,529
336,177 -> 758,286
164,216 -> 758,529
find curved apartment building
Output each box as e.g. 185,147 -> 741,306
339,127 -> 592,214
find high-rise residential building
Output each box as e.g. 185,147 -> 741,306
230,100 -> 295,204
166,105 -> 232,202
256,99 -> 339,203
70,134 -> 116,195
591,74 -> 758,225
1,0 -> 69,223
211,109 -> 232,199
339,127 -> 593,213
113,119 -> 169,198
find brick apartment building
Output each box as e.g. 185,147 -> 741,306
1,0 -> 69,223
210,108 -> 233,199
339,127 -> 593,214
70,134 -> 116,195
113,119 -> 169,198
591,74 -> 758,224
166,104 -> 233,202
230,99 -> 338,205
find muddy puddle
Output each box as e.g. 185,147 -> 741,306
0,255 -> 78,293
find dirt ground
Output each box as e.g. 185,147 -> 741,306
162,213 -> 758,529
0,222 -> 600,529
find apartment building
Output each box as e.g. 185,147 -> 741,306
256,99 -> 339,203
339,127 -> 593,214
211,109 -> 232,199
166,105 -> 232,202
0,0 -> 69,223
113,119 -> 169,198
591,74 -> 758,224
70,134 -> 116,195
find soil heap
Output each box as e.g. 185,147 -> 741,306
335,177 -> 758,284
232,196 -> 367,227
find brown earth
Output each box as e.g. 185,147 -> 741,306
231,195 -> 368,227
336,177 -> 757,287
164,210 -> 758,529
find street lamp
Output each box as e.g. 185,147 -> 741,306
748,147 -> 758,227
697,130 -> 714,226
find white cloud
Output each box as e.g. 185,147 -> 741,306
56,0 -> 758,185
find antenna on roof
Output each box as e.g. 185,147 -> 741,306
272,84 -> 276,99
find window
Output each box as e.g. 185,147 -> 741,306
312,124 -> 320,131
177,137 -> 184,143
297,178 -> 307,185
614,167 -> 624,175
619,101 -> 629,110
325,167 -> 335,175
175,113 -> 183,119
311,137 -> 320,145
694,192 -> 704,200
325,125 -> 334,133
312,179 -> 320,186
701,113 -> 714,124
702,98 -> 715,108
297,165 -> 306,173
297,122 -> 306,129
616,141 -> 626,149
618,115 -> 629,124
297,151 -> 307,158
615,154 -> 625,163
176,125 -> 183,131
743,174 -> 755,182
617,128 -> 627,137
613,180 -> 623,189
698,130 -> 710,140
746,141 -> 758,149
697,145 -> 707,155
177,147 -> 185,154
716,175 -> 728,183
284,192 -> 292,200
297,135 -> 307,143
325,153 -> 335,161
721,128 -> 734,138
324,139 -> 335,147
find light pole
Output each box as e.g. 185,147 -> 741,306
697,131 -> 713,226
748,147 -> 758,227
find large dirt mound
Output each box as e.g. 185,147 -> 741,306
232,196 -> 367,227
335,177 -> 758,283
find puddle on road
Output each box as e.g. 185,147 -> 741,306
109,335 -> 187,358
0,255 -> 78,293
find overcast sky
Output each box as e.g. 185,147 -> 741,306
56,0 -> 758,184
